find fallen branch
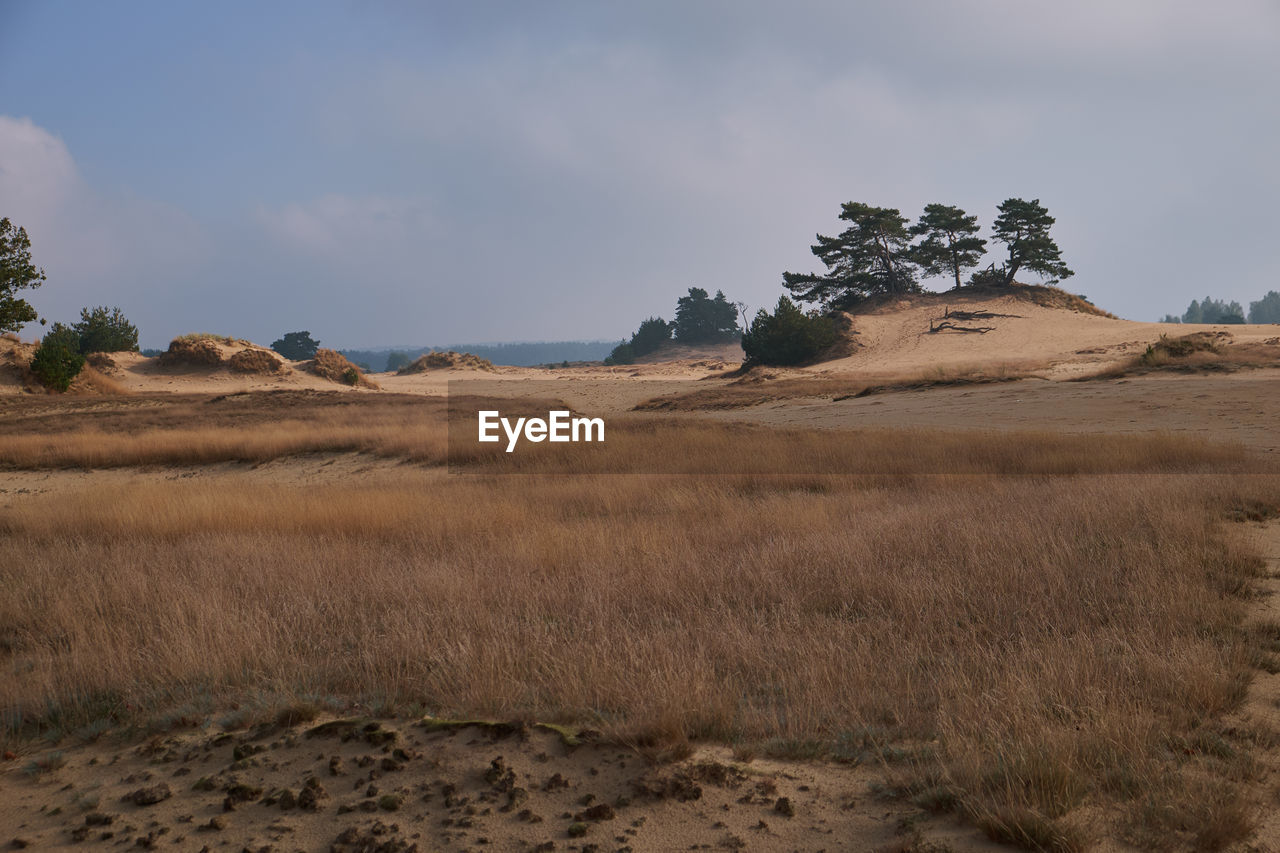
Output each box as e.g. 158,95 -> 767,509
928,320 -> 994,334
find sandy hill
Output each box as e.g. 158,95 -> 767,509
630,340 -> 744,365
814,286 -> 1280,379
396,350 -> 496,373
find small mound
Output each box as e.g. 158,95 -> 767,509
307,348 -> 379,388
228,348 -> 285,375
857,282 -> 1115,319
1142,331 -> 1224,362
158,336 -> 224,369
0,339 -> 39,393
67,365 -> 128,395
85,352 -> 118,374
397,351 -> 495,373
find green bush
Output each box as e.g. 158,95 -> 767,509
741,296 -> 838,366
30,323 -> 86,391
341,366 -> 360,386
604,342 -> 635,366
73,306 -> 138,353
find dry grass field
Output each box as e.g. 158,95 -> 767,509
4,392 -> 1280,850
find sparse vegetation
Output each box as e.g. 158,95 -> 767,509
1077,331 -> 1280,379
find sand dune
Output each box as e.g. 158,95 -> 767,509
813,291 -> 1279,379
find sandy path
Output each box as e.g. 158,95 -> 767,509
1228,520 -> 1280,851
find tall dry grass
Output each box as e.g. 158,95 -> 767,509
634,364 -> 1039,411
0,392 -> 450,467
1,407 -> 1279,846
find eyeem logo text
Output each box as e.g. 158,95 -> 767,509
478,410 -> 605,453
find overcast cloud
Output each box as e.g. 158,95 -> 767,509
1,1 -> 1277,347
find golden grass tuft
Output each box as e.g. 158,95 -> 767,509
1076,332 -> 1280,381
397,350 -> 496,373
171,332 -> 252,346
157,336 -> 224,368
307,348 -> 379,388
66,365 -> 128,395
228,348 -> 284,375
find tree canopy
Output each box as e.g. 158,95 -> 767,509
0,217 -> 46,334
741,295 -> 838,366
990,198 -> 1073,286
910,204 -> 986,291
605,316 -> 673,365
271,330 -> 321,360
673,287 -> 740,343
73,306 -> 139,353
783,202 -> 919,308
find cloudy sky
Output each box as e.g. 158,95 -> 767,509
1,1 -> 1277,348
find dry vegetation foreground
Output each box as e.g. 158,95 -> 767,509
4,392 -> 1280,851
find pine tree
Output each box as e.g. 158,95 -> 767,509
0,218 -> 46,334
783,202 -> 919,308
910,204 -> 986,290
989,198 -> 1073,286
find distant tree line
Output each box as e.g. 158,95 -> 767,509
605,287 -> 741,365
1161,292 -> 1280,325
337,340 -> 618,371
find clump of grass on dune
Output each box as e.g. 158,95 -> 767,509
1,414 -> 1278,847
1078,332 -> 1280,380
307,348 -> 380,388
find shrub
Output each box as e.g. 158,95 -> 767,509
158,337 -> 224,368
604,342 -> 635,366
1140,332 -> 1220,366
30,323 -> 85,391
307,348 -> 379,388
73,306 -> 138,353
631,317 -> 674,355
741,296 -> 838,366
228,349 -> 283,374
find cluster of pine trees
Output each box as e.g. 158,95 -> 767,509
606,287 -> 741,365
782,197 -> 1072,309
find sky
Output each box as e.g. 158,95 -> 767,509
1,1 -> 1278,349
